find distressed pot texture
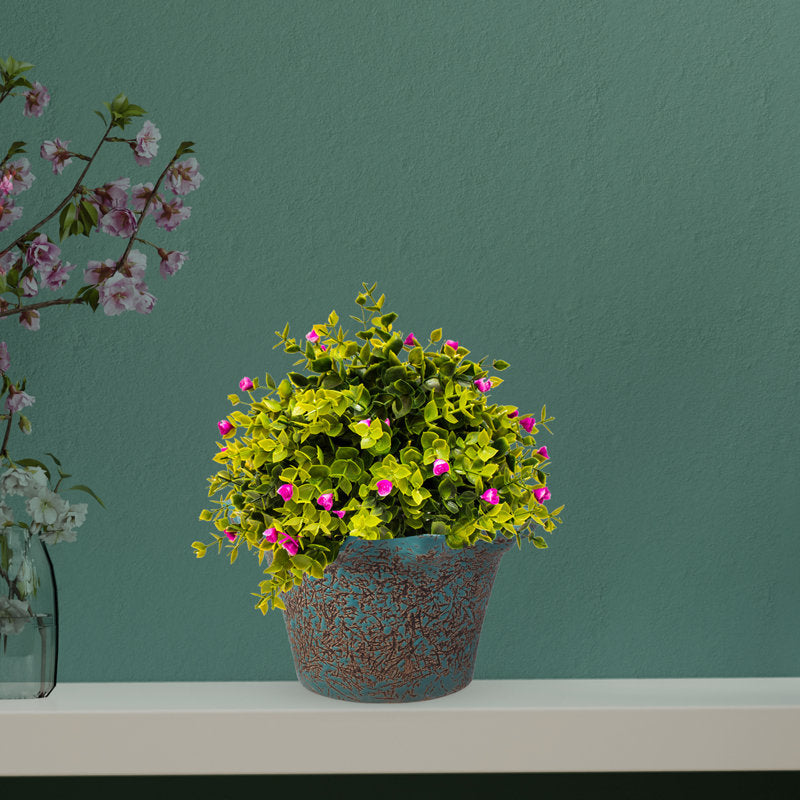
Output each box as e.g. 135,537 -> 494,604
281,532 -> 513,702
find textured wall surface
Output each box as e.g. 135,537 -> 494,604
2,0 -> 798,682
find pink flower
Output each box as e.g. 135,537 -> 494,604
320,343 -> 327,351
445,339 -> 459,350
4,158 -> 35,195
317,493 -> 334,511
263,527 -> 279,543
358,418 -> 371,427
118,249 -> 147,281
0,175 -> 12,195
5,386 -> 35,412
84,259 -> 116,285
153,197 -> 190,231
20,274 -> 38,297
224,530 -> 237,542
166,158 -> 204,195
282,537 -> 299,557
134,121 -> 161,166
98,273 -> 137,315
432,459 -> 450,476
277,483 -> 294,502
474,378 -> 492,393
507,409 -> 519,419
376,480 -> 393,497
0,248 -> 21,272
0,197 -> 22,231
218,446 -> 227,453
25,234 -> 60,271
520,416 -> 536,433
537,446 -> 549,459
90,178 -> 130,216
19,309 -> 40,331
305,329 -> 320,343
332,509 -> 346,519
0,342 -> 8,373
131,182 -> 158,213
100,207 -> 137,238
533,487 -> 551,503
384,418 -> 391,427
480,488 -> 500,505
40,139 -> 72,175
40,261 -> 76,290
218,419 -> 233,436
23,82 -> 50,117
239,376 -> 254,391
404,333 -> 416,346
158,250 -> 187,279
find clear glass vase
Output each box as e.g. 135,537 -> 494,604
0,528 -> 58,699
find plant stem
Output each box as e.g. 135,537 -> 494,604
0,410 -> 13,457
0,118 -> 114,260
0,296 -> 76,320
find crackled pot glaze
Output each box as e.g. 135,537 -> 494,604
281,533 -> 513,702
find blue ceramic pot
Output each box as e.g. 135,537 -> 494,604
281,533 -> 513,702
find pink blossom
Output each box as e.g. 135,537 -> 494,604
224,530 -> 237,542
218,420 -> 233,436
474,378 -> 492,393
90,178 -> 130,216
537,446 -> 549,459
84,259 -> 116,285
282,536 -> 299,557
384,418 -> 391,427
332,509 -> 346,519
277,483 -> 294,502
0,197 -> 23,231
0,248 -> 21,272
239,376 -> 254,391
320,343 -> 327,351
25,234 -> 60,272
159,250 -> 187,279
40,261 -> 76,290
0,342 -> 8,372
218,446 -> 227,453
480,488 -> 500,505
133,121 -> 160,166
263,527 -> 279,543
131,182 -> 158,213
166,157 -> 204,195
5,386 -> 35,412
520,416 -> 536,433
98,273 -> 137,315
376,480 -> 393,497
358,418 -> 371,427
132,287 -> 156,315
118,249 -> 147,282
4,158 -> 35,195
40,139 -> 72,175
404,333 -> 416,346
99,207 -> 137,238
533,487 -> 551,503
0,175 -> 12,195
19,309 -> 40,331
317,493 -> 334,511
507,409 -> 519,419
23,82 -> 50,117
445,339 -> 459,350
153,197 -> 190,231
20,274 -> 38,297
432,459 -> 450,476
305,329 -> 320,343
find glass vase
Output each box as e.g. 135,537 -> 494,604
0,528 -> 58,699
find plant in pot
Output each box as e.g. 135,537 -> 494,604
195,283 -> 563,702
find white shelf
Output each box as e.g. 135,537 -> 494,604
1,679 -> 799,775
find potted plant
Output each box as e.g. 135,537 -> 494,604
195,283 -> 563,702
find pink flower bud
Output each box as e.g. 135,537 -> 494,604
305,329 -> 319,343
480,488 -> 500,505
533,487 -> 551,503
263,527 -> 279,543
218,446 -> 227,453
224,530 -> 237,542
474,378 -> 492,393
376,480 -> 393,497
358,418 -> 371,426
444,339 -> 459,350
537,446 -> 549,459
239,376 -> 254,391
332,509 -> 346,519
277,483 -> 294,502
282,537 -> 299,556
404,332 -> 415,346
318,493 -> 334,511
507,409 -> 519,419
520,416 -> 536,433
320,343 -> 327,351
432,459 -> 450,476
218,419 -> 233,436
384,418 -> 390,427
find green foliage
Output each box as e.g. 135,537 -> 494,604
98,93 -> 146,131
198,284 -> 563,613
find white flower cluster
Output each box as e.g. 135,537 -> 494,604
0,466 -> 87,544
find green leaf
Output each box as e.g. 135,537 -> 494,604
15,458 -> 51,481
93,110 -> 107,125
175,140 -> 195,158
59,203 -> 76,241
45,452 -> 62,467
492,360 -> 510,371
69,484 -> 106,508
423,399 -> 439,423
429,328 -> 442,343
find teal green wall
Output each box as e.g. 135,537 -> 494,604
3,0 -> 797,682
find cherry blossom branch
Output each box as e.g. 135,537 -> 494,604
1,410 -> 14,457
0,297 -> 76,319
0,118 -> 114,260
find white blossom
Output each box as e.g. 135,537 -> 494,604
1,466 -> 49,498
26,489 -> 67,526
